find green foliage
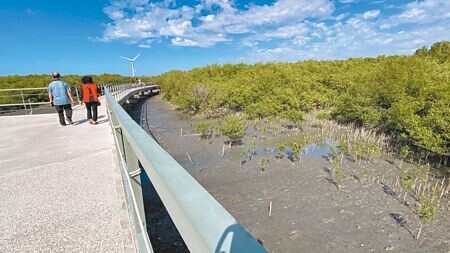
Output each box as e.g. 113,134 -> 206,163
283,110 -> 304,125
366,141 -> 381,161
154,41 -> 450,160
399,171 -> 414,192
332,158 -> 345,184
196,121 -> 212,139
415,41 -> 450,62
400,146 -> 411,160
277,143 -> 286,152
353,140 -> 365,161
338,138 -> 349,155
316,112 -> 331,120
286,135 -> 310,162
416,195 -> 438,224
220,115 -> 245,140
259,157 -> 270,172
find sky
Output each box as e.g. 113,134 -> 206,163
0,0 -> 449,76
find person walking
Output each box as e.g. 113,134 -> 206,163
79,76 -> 100,125
48,72 -> 74,126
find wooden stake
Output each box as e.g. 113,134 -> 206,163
268,201 -> 272,217
416,223 -> 422,240
186,152 -> 193,164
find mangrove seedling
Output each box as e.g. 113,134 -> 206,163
259,157 -> 270,172
220,115 -> 245,146
196,121 -> 212,139
400,171 -> 415,203
415,195 -> 438,240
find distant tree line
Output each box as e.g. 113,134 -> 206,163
153,41 -> 450,162
0,73 -> 130,89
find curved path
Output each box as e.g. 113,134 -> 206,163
0,99 -> 135,252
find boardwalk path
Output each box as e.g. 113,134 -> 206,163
0,99 -> 135,252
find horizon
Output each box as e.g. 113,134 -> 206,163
1,0 -> 449,76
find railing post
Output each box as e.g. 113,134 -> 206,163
20,91 -> 27,115
75,87 -> 80,103
123,137 -> 147,234
28,99 -> 33,115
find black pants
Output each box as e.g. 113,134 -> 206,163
55,104 -> 72,125
85,102 -> 98,121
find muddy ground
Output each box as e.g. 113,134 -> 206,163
125,94 -> 449,253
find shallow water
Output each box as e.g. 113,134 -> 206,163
243,138 -> 337,165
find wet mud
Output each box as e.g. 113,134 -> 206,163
125,94 -> 450,253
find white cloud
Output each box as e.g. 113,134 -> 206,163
362,9 -> 380,19
100,0 -> 334,47
171,37 -> 199,46
99,0 -> 450,62
381,0 -> 450,28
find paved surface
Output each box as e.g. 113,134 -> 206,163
0,100 -> 135,252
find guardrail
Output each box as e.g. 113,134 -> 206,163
0,85 -> 107,115
105,83 -> 267,253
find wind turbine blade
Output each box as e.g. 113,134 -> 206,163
120,56 -> 132,61
133,53 -> 141,61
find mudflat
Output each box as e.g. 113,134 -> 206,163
127,95 -> 449,253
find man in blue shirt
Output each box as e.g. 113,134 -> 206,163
48,72 -> 75,126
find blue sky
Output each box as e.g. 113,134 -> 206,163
0,0 -> 449,76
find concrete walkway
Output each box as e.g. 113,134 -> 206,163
0,100 -> 135,252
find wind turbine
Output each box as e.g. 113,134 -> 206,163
120,53 -> 141,77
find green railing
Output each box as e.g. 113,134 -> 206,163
106,84 -> 267,253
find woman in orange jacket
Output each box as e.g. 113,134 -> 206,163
80,76 -> 100,125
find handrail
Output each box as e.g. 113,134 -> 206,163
105,84 -> 267,253
110,118 -> 154,253
0,87 -> 48,91
0,85 -> 108,114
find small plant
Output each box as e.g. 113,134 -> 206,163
353,140 -> 364,163
329,145 -> 341,160
415,195 -> 438,239
239,150 -> 247,166
277,143 -> 286,153
288,140 -> 301,163
275,143 -> 286,162
338,138 -> 349,156
399,145 -> 410,169
333,159 -> 345,190
259,157 -> 269,172
366,141 -> 381,162
220,115 -> 245,144
196,121 -> 212,139
400,146 -> 411,160
400,171 -> 414,203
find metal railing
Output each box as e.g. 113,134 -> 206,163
105,83 -> 267,253
0,85 -> 108,115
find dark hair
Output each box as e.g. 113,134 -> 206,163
81,75 -> 93,84
52,72 -> 60,78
